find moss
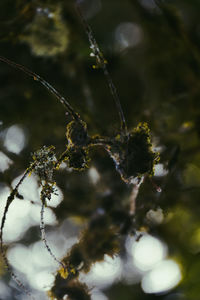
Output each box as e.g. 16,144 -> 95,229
80,224 -> 119,270
62,215 -> 120,274
49,279 -> 91,300
63,244 -> 84,272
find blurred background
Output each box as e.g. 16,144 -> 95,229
0,0 -> 200,299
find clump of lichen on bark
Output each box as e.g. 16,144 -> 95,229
107,122 -> 159,184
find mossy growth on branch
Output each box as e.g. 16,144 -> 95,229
66,120 -> 89,147
60,215 -> 120,275
48,279 -> 91,300
106,122 -> 159,184
0,1 -> 164,299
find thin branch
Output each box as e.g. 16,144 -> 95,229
40,202 -> 66,270
0,55 -> 80,122
0,167 -> 35,299
0,168 -> 31,249
76,3 -> 127,135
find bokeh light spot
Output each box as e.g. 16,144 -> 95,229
142,259 -> 182,294
4,125 -> 26,154
131,235 -> 167,271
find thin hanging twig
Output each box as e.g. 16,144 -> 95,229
40,202 -> 66,270
76,3 -> 128,135
0,166 -> 36,300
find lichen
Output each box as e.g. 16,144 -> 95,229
32,145 -> 57,182
106,122 -> 159,184
64,147 -> 90,171
20,5 -> 69,57
66,120 -> 89,147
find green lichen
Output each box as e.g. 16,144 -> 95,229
20,5 -> 69,57
32,145 -> 57,182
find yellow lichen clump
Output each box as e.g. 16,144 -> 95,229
20,5 -> 69,57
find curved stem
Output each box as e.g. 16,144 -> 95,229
76,4 -> 127,135
40,202 -> 66,270
0,55 -> 80,122
0,166 -> 35,299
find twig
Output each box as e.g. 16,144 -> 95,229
0,55 -> 80,122
76,3 -> 127,135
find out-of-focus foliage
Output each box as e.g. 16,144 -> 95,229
1,0 -> 200,299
